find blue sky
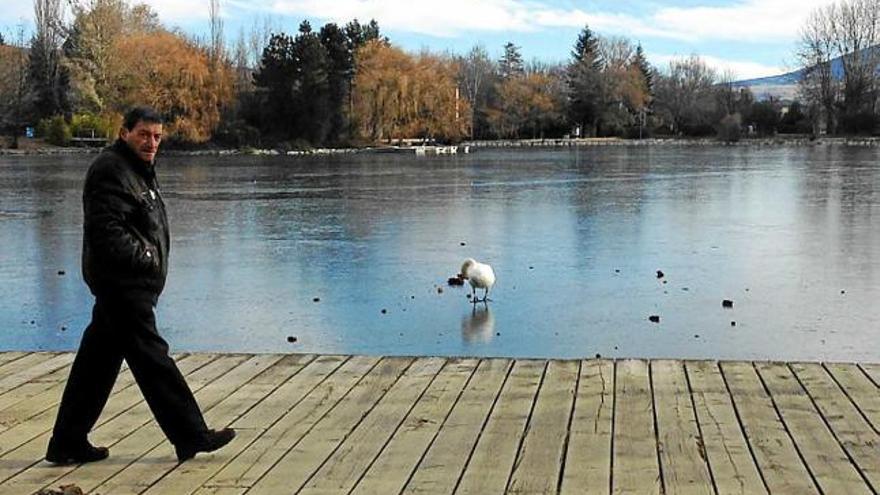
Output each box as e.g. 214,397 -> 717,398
1,0 -> 837,79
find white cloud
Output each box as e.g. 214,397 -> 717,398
244,0 -> 840,43
0,0 -> 843,46
652,53 -> 785,80
0,0 -> 211,29
266,0 -> 538,37
531,9 -> 690,41
652,0 -> 837,42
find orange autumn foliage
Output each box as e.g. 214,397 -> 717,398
487,72 -> 562,138
352,40 -> 470,142
107,31 -> 233,142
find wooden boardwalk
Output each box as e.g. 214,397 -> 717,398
0,352 -> 877,494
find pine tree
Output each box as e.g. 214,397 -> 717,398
567,25 -> 603,136
572,25 -> 602,69
253,32 -> 298,134
498,42 -> 524,80
320,22 -> 351,143
632,43 -> 653,98
345,18 -> 385,52
291,21 -> 330,144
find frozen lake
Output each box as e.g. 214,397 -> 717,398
1,145 -> 878,361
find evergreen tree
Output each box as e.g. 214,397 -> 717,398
291,21 -> 330,144
320,22 -> 352,143
0,33 -> 5,46
498,42 -> 524,80
632,43 -> 653,101
567,25 -> 603,136
253,32 -> 298,134
364,19 -> 382,42
344,18 -> 385,52
572,25 -> 602,69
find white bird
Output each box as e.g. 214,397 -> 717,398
460,258 -> 496,303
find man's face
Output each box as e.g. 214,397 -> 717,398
120,121 -> 163,164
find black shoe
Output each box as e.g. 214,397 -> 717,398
175,428 -> 235,463
45,437 -> 109,465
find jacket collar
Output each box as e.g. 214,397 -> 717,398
110,139 -> 157,182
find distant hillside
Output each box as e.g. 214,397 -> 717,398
732,46 -> 878,101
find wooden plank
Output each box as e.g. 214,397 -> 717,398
88,354 -> 283,494
791,363 -> 880,492
0,354 -> 211,462
0,353 -> 29,369
0,359 -> 128,433
229,355 -> 349,430
200,354 -> 298,425
1,354 -> 230,492
351,358 -> 478,495
825,363 -> 880,434
0,354 -> 73,394
0,369 -> 70,427
560,359 -> 614,495
192,487 -> 246,495
402,358 -> 512,494
299,357 -> 447,494
0,353 -> 64,393
204,355 -> 374,489
861,364 -> 880,386
456,359 -> 544,495
247,357 -> 413,494
0,354 -> 876,495
612,359 -> 661,495
0,353 -> 53,378
140,355 -> 332,495
652,360 -> 713,495
685,361 -> 765,495
507,360 -> 578,494
720,362 -> 818,494
756,362 -> 870,494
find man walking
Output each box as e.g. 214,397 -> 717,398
47,107 -> 234,465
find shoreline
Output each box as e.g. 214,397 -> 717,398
3,135 -> 880,157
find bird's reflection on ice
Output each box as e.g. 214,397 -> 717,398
461,305 -> 495,343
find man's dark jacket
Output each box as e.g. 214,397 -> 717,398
82,139 -> 169,297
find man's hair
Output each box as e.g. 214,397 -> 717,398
122,106 -> 163,130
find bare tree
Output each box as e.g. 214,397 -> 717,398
798,6 -> 838,134
829,0 -> 880,127
458,44 -> 493,139
232,27 -> 250,90
716,69 -> 740,116
209,0 -> 224,63
598,36 -> 634,71
248,15 -> 277,70
30,0 -> 67,118
653,55 -> 718,134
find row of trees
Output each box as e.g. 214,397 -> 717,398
237,20 -> 471,146
1,0 -> 872,148
0,0 -> 233,145
798,0 -> 880,134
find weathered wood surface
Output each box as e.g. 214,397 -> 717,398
0,352 -> 877,495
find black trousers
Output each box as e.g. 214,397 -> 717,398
51,291 -> 208,447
